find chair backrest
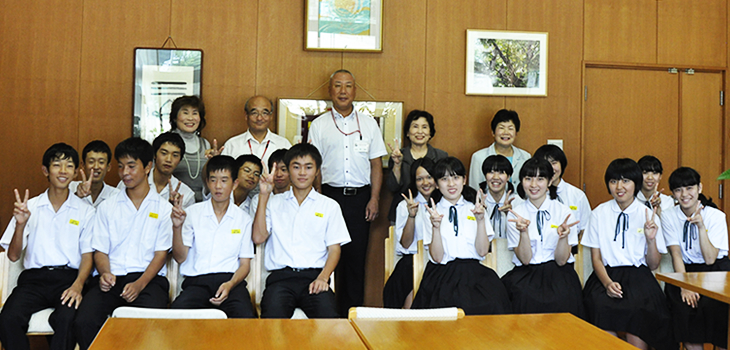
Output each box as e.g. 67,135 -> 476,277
384,226 -> 395,285
348,306 -> 465,321
2,250 -> 25,305
489,238 -> 515,277
166,254 -> 183,303
412,240 -> 426,296
111,306 -> 227,319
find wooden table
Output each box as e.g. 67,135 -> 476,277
89,318 -> 366,350
657,271 -> 730,347
351,313 -> 636,349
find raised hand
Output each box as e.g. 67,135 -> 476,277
644,206 -> 658,240
426,198 -> 444,229
168,179 -> 182,205
75,168 -> 93,198
259,162 -> 275,196
204,139 -> 225,159
387,138 -> 403,165
498,190 -> 515,213
508,209 -> 530,233
171,193 -> 187,228
688,203 -> 705,229
649,188 -> 664,208
471,188 -> 486,220
401,189 -> 419,218
557,214 -> 580,239
13,189 -> 30,225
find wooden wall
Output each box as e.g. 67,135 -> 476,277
0,0 -> 727,307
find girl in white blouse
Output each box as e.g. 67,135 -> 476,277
479,155 -> 519,239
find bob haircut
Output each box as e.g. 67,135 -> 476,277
533,144 -> 567,178
669,166 -> 717,209
169,95 -> 206,134
82,140 -> 112,163
637,155 -> 663,174
115,137 -> 154,167
43,143 -> 79,168
604,158 -> 643,196
490,109 -> 521,133
284,143 -> 322,170
516,158 -> 558,200
206,155 -> 238,181
430,157 -> 477,204
481,155 -> 513,177
407,157 -> 436,197
403,109 -> 436,140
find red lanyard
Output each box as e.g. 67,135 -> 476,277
248,139 -> 271,160
331,110 -> 362,140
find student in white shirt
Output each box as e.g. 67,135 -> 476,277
74,138 -> 173,350
69,140 -> 119,208
267,149 -> 291,195
234,154 -> 262,215
479,155 -> 519,239
382,157 -> 436,309
253,143 -> 350,318
582,158 -> 673,350
0,143 -> 95,350
663,167 -> 729,350
170,155 -> 255,318
412,157 -> 510,315
502,158 -> 584,318
636,155 -> 675,216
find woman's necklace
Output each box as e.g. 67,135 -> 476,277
183,137 -> 203,180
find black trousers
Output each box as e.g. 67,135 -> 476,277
171,273 -> 254,318
0,268 -> 80,350
73,273 -> 169,350
321,184 -> 371,317
260,268 -> 338,319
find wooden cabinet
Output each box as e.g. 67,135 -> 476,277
657,0 -> 727,67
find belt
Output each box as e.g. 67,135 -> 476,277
41,265 -> 74,271
323,184 -> 370,196
283,267 -> 320,273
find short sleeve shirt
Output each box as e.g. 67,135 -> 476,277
662,205 -> 728,264
69,181 -> 119,208
507,198 -> 577,266
556,180 -> 592,233
117,171 -> 195,209
424,196 -> 495,264
394,193 -> 429,254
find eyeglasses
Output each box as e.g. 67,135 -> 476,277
248,110 -> 272,117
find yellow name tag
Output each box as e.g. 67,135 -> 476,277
149,212 -> 158,219
637,228 -> 644,234
550,224 -> 558,229
467,216 -> 476,221
231,229 -> 241,234
315,212 -> 324,218
69,219 -> 79,226
570,205 -> 577,210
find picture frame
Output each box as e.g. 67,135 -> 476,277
305,0 -> 383,52
465,30 -> 547,96
277,98 -> 403,166
133,48 -> 203,143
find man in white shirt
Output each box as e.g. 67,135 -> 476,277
222,95 -> 292,167
69,140 -> 119,208
74,138 -> 173,350
309,69 -> 387,316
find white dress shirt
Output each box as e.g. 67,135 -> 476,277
507,198 -> 577,266
69,181 -> 120,208
423,196 -> 495,264
468,143 -> 531,191
1,190 -> 95,269
636,191 -> 676,214
662,205 -> 728,264
484,190 -> 523,239
555,180 -> 592,233
117,170 -> 195,209
221,129 -> 292,167
394,193 -> 429,255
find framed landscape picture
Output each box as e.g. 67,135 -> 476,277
465,30 -> 547,96
305,0 -> 383,52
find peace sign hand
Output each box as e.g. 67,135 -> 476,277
75,168 -> 93,199
644,206 -> 659,240
471,189 -> 486,220
650,189 -> 664,208
204,139 -> 225,159
13,189 -> 30,225
498,190 -> 515,213
401,189 -> 419,218
168,179 -> 182,206
259,162 -> 275,196
387,138 -> 403,166
557,214 -> 580,239
171,192 -> 186,228
508,209 -> 530,233
688,203 -> 705,230
426,198 -> 444,229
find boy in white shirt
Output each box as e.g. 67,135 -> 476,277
170,155 -> 255,318
0,143 -> 95,350
252,144 -> 351,318
69,140 -> 119,208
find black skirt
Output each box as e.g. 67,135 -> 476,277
665,256 -> 730,348
501,261 -> 585,319
411,259 -> 511,315
382,254 -> 414,308
583,265 -> 675,350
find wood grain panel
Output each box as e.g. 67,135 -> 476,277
680,72 -> 724,209
505,0 -> 583,186
583,68 -> 679,207
0,0 -> 84,229
658,0 -> 727,67
584,0 -> 657,64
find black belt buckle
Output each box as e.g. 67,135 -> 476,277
343,187 -> 358,196
291,267 -> 311,272
45,265 -> 71,271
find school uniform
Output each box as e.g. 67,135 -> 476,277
74,189 -> 173,350
309,109 -> 387,316
259,189 -> 351,318
221,129 -> 292,168
555,180 -> 591,233
636,191 -> 676,214
382,193 -> 429,308
502,198 -> 585,318
171,200 -> 255,318
69,181 -> 120,208
412,196 -> 511,315
483,190 -> 522,239
468,143 -> 530,191
581,198 -> 674,350
117,170 -> 195,209
0,191 -> 94,350
662,205 -> 729,348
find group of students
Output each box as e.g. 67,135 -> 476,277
382,110 -> 729,350
0,136 -> 349,350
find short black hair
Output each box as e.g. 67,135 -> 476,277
604,158 -> 643,196
206,155 -> 238,181
669,167 -> 718,209
235,154 -> 263,172
490,109 -> 521,132
403,109 -> 436,140
42,143 -> 79,168
430,157 -> 477,204
516,157 -> 558,200
533,144 -> 567,178
169,95 -> 206,134
408,157 -> 436,196
81,140 -> 112,164
115,137 -> 154,167
268,149 -> 288,171
637,155 -> 663,174
284,143 -> 322,170
153,132 -> 186,155
481,155 -> 513,177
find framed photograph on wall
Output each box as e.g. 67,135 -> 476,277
305,0 -> 383,52
133,48 -> 203,142
277,98 -> 402,166
465,30 -> 547,96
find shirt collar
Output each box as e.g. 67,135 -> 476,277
610,197 -> 640,213
37,189 -> 78,210
243,129 -> 273,144
203,199 -> 236,220
284,187 -> 319,204
485,191 -> 507,205
415,192 -> 428,205
331,108 -> 356,120
437,195 -> 466,210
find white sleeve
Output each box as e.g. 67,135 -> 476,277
580,210 -> 600,248
661,209 -> 680,247
706,208 -> 729,251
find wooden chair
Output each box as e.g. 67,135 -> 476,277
0,251 -> 54,336
483,238 -> 514,277
412,240 -> 426,296
348,306 -> 465,321
384,226 -> 396,285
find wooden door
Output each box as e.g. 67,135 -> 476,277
583,68 -> 680,207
